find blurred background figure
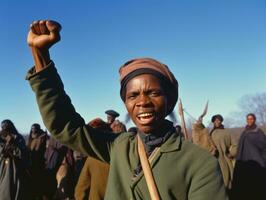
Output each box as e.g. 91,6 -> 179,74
105,110 -> 127,133
210,115 -> 235,190
128,127 -> 138,135
0,119 -> 29,200
105,110 -> 120,125
43,137 -> 67,200
27,123 -> 48,200
231,113 -> 266,200
73,151 -> 86,184
75,118 -> 116,200
55,148 -> 75,200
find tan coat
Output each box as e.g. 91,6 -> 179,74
75,157 -> 109,200
192,122 -> 217,156
211,129 -> 235,189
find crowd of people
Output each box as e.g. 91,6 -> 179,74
0,110 -> 131,200
1,111 -> 265,200
192,113 -> 266,199
1,19 -> 266,200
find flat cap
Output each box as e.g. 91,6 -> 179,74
105,110 -> 120,118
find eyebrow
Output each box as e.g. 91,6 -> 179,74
126,87 -> 163,95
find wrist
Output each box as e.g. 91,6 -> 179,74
31,47 -> 51,73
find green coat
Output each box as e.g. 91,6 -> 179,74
26,62 -> 228,200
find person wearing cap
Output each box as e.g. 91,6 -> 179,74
75,118 -> 112,200
105,110 -> 120,125
105,110 -> 127,134
26,20 -> 228,200
209,115 -> 236,190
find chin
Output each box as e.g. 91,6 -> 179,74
138,125 -> 156,134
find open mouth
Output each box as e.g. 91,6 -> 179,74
137,112 -> 155,124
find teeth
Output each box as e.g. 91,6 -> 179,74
138,113 -> 153,118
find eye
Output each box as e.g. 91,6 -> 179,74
149,90 -> 162,97
126,92 -> 138,100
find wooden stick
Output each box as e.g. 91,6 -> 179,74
178,99 -> 189,140
137,135 -> 161,200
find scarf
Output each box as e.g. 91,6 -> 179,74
134,121 -> 175,176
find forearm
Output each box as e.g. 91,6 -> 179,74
31,47 -> 51,73
26,63 -> 115,163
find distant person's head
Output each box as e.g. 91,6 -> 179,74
175,125 -> 182,133
105,110 -> 120,124
1,119 -> 18,135
128,127 -> 138,135
30,123 -> 41,134
110,120 -> 127,134
211,114 -> 224,128
119,58 -> 178,134
88,118 -> 111,132
246,113 -> 256,127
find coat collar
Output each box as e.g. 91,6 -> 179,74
160,130 -> 182,153
130,129 -> 182,189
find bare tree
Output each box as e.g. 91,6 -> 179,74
238,93 -> 266,126
223,112 -> 244,128
226,93 -> 266,127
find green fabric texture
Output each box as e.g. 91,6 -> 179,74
26,62 -> 228,200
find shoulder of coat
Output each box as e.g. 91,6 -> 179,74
181,139 -> 217,161
114,131 -> 136,144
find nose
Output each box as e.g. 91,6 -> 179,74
136,94 -> 152,107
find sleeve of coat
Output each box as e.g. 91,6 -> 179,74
228,134 -> 238,158
26,62 -> 117,163
188,154 -> 228,200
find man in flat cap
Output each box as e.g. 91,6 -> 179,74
105,110 -> 120,125
105,110 -> 126,134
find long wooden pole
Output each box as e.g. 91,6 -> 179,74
137,135 -> 161,200
178,99 -> 189,140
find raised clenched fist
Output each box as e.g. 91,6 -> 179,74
27,20 -> 61,49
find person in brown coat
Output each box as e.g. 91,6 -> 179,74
75,156 -> 110,200
105,110 -> 127,134
210,115 -> 235,190
192,121 -> 217,156
191,108 -> 217,156
74,118 -> 112,200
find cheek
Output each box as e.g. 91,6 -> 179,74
157,97 -> 168,117
125,101 -> 134,117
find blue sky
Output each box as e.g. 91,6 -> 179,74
0,0 -> 266,133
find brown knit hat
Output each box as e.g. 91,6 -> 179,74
119,58 -> 178,115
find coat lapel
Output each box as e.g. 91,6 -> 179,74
130,131 -> 182,188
